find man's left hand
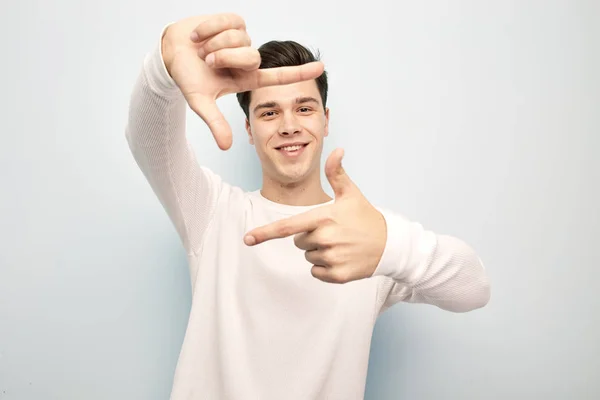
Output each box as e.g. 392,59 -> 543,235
243,148 -> 388,284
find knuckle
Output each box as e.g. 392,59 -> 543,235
201,42 -> 214,55
251,51 -> 261,68
196,20 -> 213,38
319,211 -> 335,225
210,52 -> 221,66
232,13 -> 246,28
322,248 -> 338,265
304,251 -> 311,262
236,31 -> 249,46
332,269 -> 350,284
233,31 -> 247,48
224,12 -> 245,29
218,14 -> 231,27
227,29 -> 238,42
316,227 -> 336,246
206,30 -> 237,53
293,232 -> 305,247
277,224 -> 292,237
314,232 -> 329,247
276,67 -> 284,83
310,266 -> 322,280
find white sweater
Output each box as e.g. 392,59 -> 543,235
124,30 -> 491,400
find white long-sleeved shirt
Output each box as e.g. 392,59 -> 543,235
124,29 -> 491,400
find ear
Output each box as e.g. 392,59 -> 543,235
245,118 -> 254,145
324,107 -> 330,138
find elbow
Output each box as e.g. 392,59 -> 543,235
449,269 -> 491,313
440,248 -> 492,313
478,276 -> 491,308
462,278 -> 491,312
437,282 -> 490,313
455,241 -> 491,312
469,252 -> 492,311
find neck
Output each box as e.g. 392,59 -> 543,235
260,173 -> 332,206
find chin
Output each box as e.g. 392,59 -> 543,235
264,145 -> 319,185
267,162 -> 312,185
276,170 -> 310,185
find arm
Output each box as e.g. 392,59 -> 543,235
373,209 -> 491,313
242,148 -> 490,312
125,25 -> 223,256
126,14 -> 325,258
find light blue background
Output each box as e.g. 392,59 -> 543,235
1,0 -> 598,398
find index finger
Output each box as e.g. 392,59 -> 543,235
244,61 -> 325,91
244,206 -> 329,246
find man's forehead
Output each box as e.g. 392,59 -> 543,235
250,80 -> 320,106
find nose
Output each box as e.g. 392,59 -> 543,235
278,112 -> 301,136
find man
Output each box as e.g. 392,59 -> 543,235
125,13 -> 490,400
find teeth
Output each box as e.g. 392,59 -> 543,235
281,145 -> 302,151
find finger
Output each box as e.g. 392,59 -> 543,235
304,248 -> 331,267
311,265 -> 330,282
310,265 -> 347,284
312,266 -> 352,284
198,29 -> 251,59
206,47 -> 261,71
190,13 -> 246,43
186,95 -> 232,150
325,148 -> 355,198
244,206 -> 330,246
294,225 -> 335,251
293,231 -> 316,251
240,61 -> 325,91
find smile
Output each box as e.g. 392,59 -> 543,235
275,143 -> 309,157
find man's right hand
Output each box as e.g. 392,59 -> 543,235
161,13 -> 325,150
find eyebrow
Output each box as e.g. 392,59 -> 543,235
253,97 -> 320,114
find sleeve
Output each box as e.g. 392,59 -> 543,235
372,208 -> 491,314
124,25 -> 224,256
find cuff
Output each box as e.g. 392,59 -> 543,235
371,208 -> 437,282
143,23 -> 180,97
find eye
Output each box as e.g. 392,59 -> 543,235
261,110 -> 277,118
298,107 -> 312,113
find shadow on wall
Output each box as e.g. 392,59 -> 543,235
364,307 -> 410,400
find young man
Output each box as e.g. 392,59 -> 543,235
125,13 -> 490,400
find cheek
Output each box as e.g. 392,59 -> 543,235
306,118 -> 327,138
252,130 -> 275,153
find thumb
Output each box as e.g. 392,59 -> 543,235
187,95 -> 233,150
325,148 -> 355,198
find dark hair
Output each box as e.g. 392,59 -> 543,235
236,40 -> 328,118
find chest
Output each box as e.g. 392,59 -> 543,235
200,210 -> 380,329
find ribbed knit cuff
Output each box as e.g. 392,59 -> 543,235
371,209 -> 408,280
371,208 -> 437,283
143,23 -> 181,97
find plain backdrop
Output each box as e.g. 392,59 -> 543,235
1,0 -> 598,399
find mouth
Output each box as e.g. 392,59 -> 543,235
275,142 -> 309,157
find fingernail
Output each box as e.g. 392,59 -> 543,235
244,235 -> 256,246
205,53 -> 215,67
190,31 -> 199,42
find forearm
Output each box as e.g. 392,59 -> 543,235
373,210 -> 491,312
125,28 -> 186,148
125,27 -> 222,254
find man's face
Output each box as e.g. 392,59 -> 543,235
245,80 -> 329,185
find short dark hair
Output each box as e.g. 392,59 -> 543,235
236,40 -> 328,118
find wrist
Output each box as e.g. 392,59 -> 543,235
371,209 -> 429,282
143,23 -> 180,96
161,25 -> 176,77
